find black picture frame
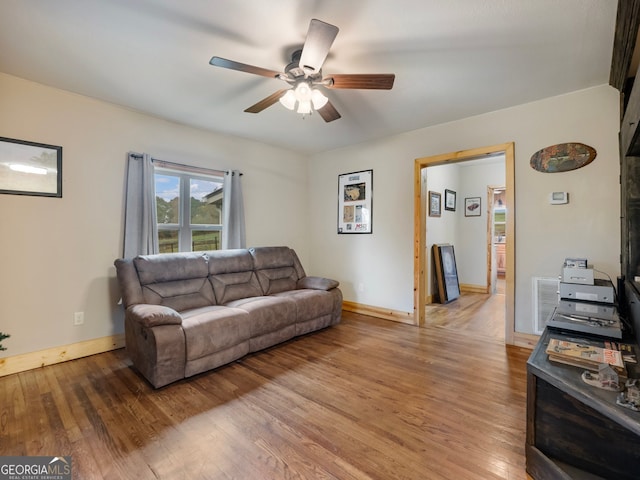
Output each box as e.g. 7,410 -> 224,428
428,191 -> 441,217
338,169 -> 373,234
464,197 -> 482,217
0,136 -> 62,198
444,189 -> 456,211
433,244 -> 460,303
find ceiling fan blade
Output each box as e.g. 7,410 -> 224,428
326,74 -> 395,90
209,57 -> 282,79
317,101 -> 341,122
299,19 -> 339,75
244,89 -> 289,113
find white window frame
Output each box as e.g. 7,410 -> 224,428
154,163 -> 224,253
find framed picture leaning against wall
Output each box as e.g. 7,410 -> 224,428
433,244 -> 460,303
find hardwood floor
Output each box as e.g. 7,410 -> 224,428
0,312 -> 531,479
427,278 -> 506,341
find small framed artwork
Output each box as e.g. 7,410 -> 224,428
444,189 -> 456,211
428,191 -> 441,217
465,197 -> 482,217
0,136 -> 62,198
338,169 -> 372,234
432,244 -> 460,303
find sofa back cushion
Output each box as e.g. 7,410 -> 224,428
249,246 -> 301,295
114,258 -> 145,308
207,249 -> 263,304
133,252 -> 216,311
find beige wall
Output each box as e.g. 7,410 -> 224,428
0,73 -> 308,357
0,73 -> 621,357
307,84 -> 620,334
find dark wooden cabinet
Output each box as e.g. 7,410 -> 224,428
525,3 -> 640,477
616,1 -> 640,283
526,330 -> 640,479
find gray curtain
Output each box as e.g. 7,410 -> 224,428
123,152 -> 158,258
222,170 -> 246,249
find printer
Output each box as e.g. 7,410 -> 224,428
546,258 -> 622,339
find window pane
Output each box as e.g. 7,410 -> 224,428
192,230 -> 221,252
190,178 -> 223,225
155,174 -> 180,224
158,230 -> 179,253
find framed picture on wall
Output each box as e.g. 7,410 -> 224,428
444,189 -> 456,211
432,244 -> 460,303
0,136 -> 62,198
428,191 -> 441,217
338,169 -> 372,234
465,197 -> 482,217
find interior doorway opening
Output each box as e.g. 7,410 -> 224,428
413,142 -> 516,345
488,185 -> 507,295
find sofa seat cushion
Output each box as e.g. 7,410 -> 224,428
181,306 -> 250,362
271,289 -> 335,322
225,296 -> 296,337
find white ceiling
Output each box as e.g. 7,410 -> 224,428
0,0 -> 618,155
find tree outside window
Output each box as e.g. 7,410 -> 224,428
155,170 -> 223,253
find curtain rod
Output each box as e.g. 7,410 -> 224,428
153,159 -> 227,177
128,152 -> 239,177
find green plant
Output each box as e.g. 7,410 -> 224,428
0,332 -> 10,351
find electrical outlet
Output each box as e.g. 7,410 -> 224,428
358,282 -> 365,292
74,311 -> 84,326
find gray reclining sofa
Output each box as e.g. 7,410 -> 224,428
114,246 -> 342,388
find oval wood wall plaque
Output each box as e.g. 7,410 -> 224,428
530,142 -> 596,173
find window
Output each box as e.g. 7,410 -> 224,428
154,168 -> 224,253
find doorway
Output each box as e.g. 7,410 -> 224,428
413,142 -> 516,345
488,185 -> 507,295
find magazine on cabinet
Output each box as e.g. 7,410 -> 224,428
546,337 -> 626,376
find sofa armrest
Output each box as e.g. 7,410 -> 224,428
127,304 -> 183,328
297,276 -> 339,291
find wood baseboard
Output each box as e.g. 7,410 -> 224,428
513,331 -> 539,349
0,309 -> 534,378
0,334 -> 125,378
342,301 -> 416,325
459,283 -> 489,294
342,302 -> 534,349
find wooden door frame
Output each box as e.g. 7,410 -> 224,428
414,142 -> 516,344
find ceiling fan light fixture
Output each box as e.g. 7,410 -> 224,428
297,100 -> 312,114
294,82 -> 312,101
279,82 -> 327,116
311,89 -> 328,109
279,90 -> 296,110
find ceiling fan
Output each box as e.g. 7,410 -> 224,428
209,19 -> 395,122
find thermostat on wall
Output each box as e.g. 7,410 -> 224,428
549,191 -> 569,205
